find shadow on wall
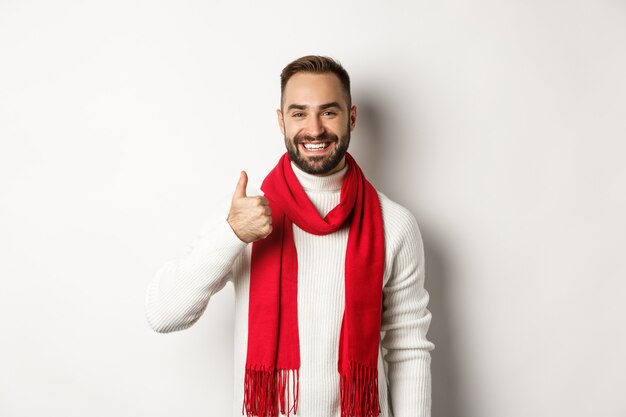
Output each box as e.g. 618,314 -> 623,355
421,227 -> 461,417
353,93 -> 461,417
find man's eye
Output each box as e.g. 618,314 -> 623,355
292,113 -> 304,118
323,111 -> 336,116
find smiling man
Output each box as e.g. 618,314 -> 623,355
145,55 -> 434,417
279,71 -> 353,176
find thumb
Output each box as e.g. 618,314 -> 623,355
233,170 -> 248,199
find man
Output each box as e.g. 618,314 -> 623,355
145,55 -> 434,417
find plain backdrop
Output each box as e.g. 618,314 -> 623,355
1,1 -> 625,416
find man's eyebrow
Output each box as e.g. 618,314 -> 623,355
287,104 -> 307,111
286,102 -> 343,111
319,102 -> 342,110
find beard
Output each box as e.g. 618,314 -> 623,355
284,129 -> 351,175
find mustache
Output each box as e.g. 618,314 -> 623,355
294,131 -> 338,144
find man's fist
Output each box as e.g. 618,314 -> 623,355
227,171 -> 273,243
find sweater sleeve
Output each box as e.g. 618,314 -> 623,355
380,205 -> 435,417
144,198 -> 248,333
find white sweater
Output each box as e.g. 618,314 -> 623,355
145,162 -> 435,417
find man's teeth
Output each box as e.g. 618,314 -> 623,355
303,142 -> 329,150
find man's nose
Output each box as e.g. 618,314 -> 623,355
305,115 -> 325,137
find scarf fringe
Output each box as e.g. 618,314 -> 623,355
339,360 -> 381,417
243,366 -> 299,417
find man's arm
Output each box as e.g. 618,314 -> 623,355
144,207 -> 248,333
144,172 -> 270,334
381,205 -> 435,417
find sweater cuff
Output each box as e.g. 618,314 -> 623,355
211,217 -> 249,256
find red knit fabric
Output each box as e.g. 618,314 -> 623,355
243,152 -> 384,417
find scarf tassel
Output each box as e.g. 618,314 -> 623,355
339,360 -> 381,417
243,366 -> 299,417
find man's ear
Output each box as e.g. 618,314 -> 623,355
349,104 -> 357,132
276,109 -> 285,135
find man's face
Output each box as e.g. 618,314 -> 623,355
277,72 -> 357,176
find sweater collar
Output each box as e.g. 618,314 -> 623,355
290,160 -> 348,192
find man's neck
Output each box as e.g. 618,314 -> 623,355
291,160 -> 348,192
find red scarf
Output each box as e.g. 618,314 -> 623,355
243,152 -> 384,417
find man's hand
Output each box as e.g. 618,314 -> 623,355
227,171 -> 273,243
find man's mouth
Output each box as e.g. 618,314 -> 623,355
300,141 -> 334,153
303,142 -> 329,150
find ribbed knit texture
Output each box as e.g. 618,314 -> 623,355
145,162 -> 435,417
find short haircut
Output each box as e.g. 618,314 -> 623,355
280,55 -> 352,110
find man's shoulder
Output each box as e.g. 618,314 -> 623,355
377,191 -> 418,226
376,191 -> 422,245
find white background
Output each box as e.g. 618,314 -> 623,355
1,1 -> 625,416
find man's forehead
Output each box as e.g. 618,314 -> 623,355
282,72 -> 348,108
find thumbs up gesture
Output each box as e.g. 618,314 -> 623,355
227,171 -> 273,243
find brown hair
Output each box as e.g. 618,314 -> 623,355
280,55 -> 351,110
